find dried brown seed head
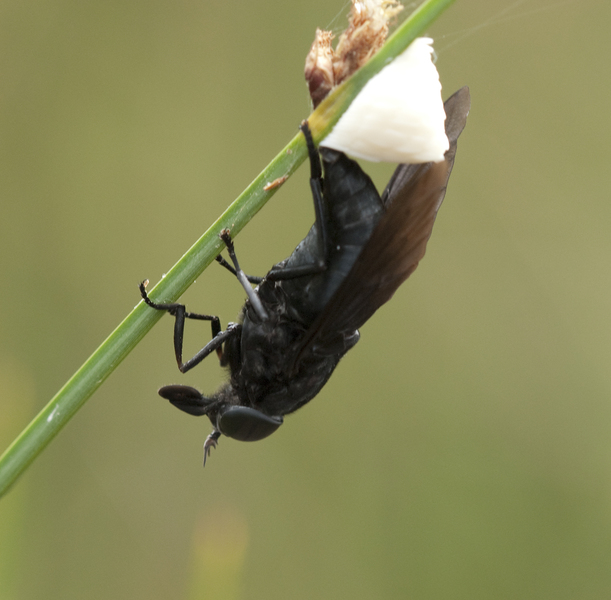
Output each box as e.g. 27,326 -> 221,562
305,0 -> 404,106
304,29 -> 335,109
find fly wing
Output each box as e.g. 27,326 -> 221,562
297,87 -> 470,355
381,86 -> 470,210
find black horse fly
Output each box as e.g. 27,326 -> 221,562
140,87 -> 470,464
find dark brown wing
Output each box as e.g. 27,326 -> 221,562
297,87 -> 471,354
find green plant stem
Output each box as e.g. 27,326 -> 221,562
0,0 -> 456,498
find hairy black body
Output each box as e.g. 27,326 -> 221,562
141,87 -> 470,463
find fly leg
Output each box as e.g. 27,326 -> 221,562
217,121 -> 329,292
139,280 -> 239,373
215,254 -> 262,284
302,119 -> 329,259
217,229 -> 268,320
267,120 -> 329,282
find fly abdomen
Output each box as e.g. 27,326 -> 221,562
320,148 -> 385,248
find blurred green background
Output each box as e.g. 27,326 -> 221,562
1,1 -> 610,598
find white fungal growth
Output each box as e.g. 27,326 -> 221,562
321,37 -> 449,164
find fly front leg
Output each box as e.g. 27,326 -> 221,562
139,280 -> 238,373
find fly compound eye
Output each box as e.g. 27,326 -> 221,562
217,407 -> 283,442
